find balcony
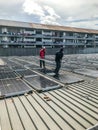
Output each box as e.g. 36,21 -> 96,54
62,36 -> 76,39
64,42 -> 85,46
42,32 -> 52,36
86,37 -> 95,40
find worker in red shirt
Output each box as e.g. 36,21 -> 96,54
39,46 -> 46,69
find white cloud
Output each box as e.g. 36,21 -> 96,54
23,0 -> 44,16
40,15 -> 60,25
23,0 -> 61,25
44,6 -> 60,19
40,6 -> 60,25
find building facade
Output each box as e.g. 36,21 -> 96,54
0,19 -> 98,49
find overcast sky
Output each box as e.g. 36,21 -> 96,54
0,0 -> 98,29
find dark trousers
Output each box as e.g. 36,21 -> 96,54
54,61 -> 61,76
40,59 -> 45,68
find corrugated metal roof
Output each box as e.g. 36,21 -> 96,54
31,23 -> 98,34
0,19 -> 31,28
0,82 -> 98,130
0,19 -> 98,34
0,55 -> 98,130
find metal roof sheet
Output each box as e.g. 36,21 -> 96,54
30,23 -> 98,33
0,19 -> 31,28
0,83 -> 98,130
0,19 -> 98,34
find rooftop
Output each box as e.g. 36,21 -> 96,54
0,19 -> 98,34
0,54 -> 98,130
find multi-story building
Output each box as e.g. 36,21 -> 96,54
0,19 -> 98,49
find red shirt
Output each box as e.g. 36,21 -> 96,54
40,49 -> 45,59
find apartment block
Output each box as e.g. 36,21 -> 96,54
0,19 -> 98,49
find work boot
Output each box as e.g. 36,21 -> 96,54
53,74 -> 59,77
